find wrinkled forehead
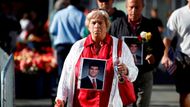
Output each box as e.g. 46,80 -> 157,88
89,13 -> 106,22
91,14 -> 105,20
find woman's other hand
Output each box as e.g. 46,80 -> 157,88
117,63 -> 128,76
54,99 -> 65,107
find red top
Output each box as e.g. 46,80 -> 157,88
73,34 -> 114,107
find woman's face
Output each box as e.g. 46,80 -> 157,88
88,15 -> 107,41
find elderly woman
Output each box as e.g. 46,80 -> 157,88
54,9 -> 138,107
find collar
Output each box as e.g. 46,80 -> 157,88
67,5 -> 77,10
84,33 -> 112,47
88,76 -> 96,82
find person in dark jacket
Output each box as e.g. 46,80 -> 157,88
109,0 -> 164,107
0,2 -> 21,54
150,7 -> 164,35
82,0 -> 126,38
96,0 -> 126,21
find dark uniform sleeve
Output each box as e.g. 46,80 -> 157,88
149,20 -> 164,67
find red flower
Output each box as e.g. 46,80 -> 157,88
137,35 -> 142,42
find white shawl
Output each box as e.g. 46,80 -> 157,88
56,36 -> 138,107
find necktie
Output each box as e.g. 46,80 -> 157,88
92,79 -> 96,89
133,54 -> 137,63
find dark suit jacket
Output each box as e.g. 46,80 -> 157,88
80,76 -> 103,90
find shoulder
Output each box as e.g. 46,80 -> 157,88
69,5 -> 85,16
111,36 -> 118,40
52,8 -> 68,21
111,36 -> 119,44
141,16 -> 158,30
69,38 -> 86,54
111,17 -> 127,27
113,8 -> 126,17
141,16 -> 152,24
97,78 -> 103,83
173,5 -> 187,14
169,5 -> 188,21
56,5 -> 84,17
72,38 -> 86,48
55,8 -> 66,16
81,76 -> 89,81
113,16 -> 126,23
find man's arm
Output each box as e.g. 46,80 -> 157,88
161,38 -> 173,69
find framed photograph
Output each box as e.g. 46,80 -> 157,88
78,58 -> 106,90
122,36 -> 143,65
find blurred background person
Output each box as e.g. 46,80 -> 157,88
97,0 -> 126,22
18,12 -> 34,41
48,0 -> 68,46
150,7 -> 164,36
150,7 -> 165,84
0,2 -> 21,55
161,1 -> 190,107
50,0 -> 85,79
44,1 -> 68,105
50,0 -> 85,104
82,0 -> 126,38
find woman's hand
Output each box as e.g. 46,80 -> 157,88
117,63 -> 128,76
54,99 -> 65,107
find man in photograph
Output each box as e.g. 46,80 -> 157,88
80,62 -> 103,90
129,43 -> 141,64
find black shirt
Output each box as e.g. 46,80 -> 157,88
109,16 -> 164,73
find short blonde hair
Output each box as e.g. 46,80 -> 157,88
85,9 -> 111,31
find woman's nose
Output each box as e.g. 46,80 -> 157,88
95,22 -> 101,27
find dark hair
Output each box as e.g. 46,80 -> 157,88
151,7 -> 158,12
98,0 -> 109,2
54,0 -> 68,11
60,0 -> 80,7
70,0 -> 80,6
89,62 -> 99,69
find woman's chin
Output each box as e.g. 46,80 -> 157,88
93,32 -> 101,36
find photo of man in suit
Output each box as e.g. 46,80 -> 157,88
129,43 -> 142,65
80,62 -> 103,90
